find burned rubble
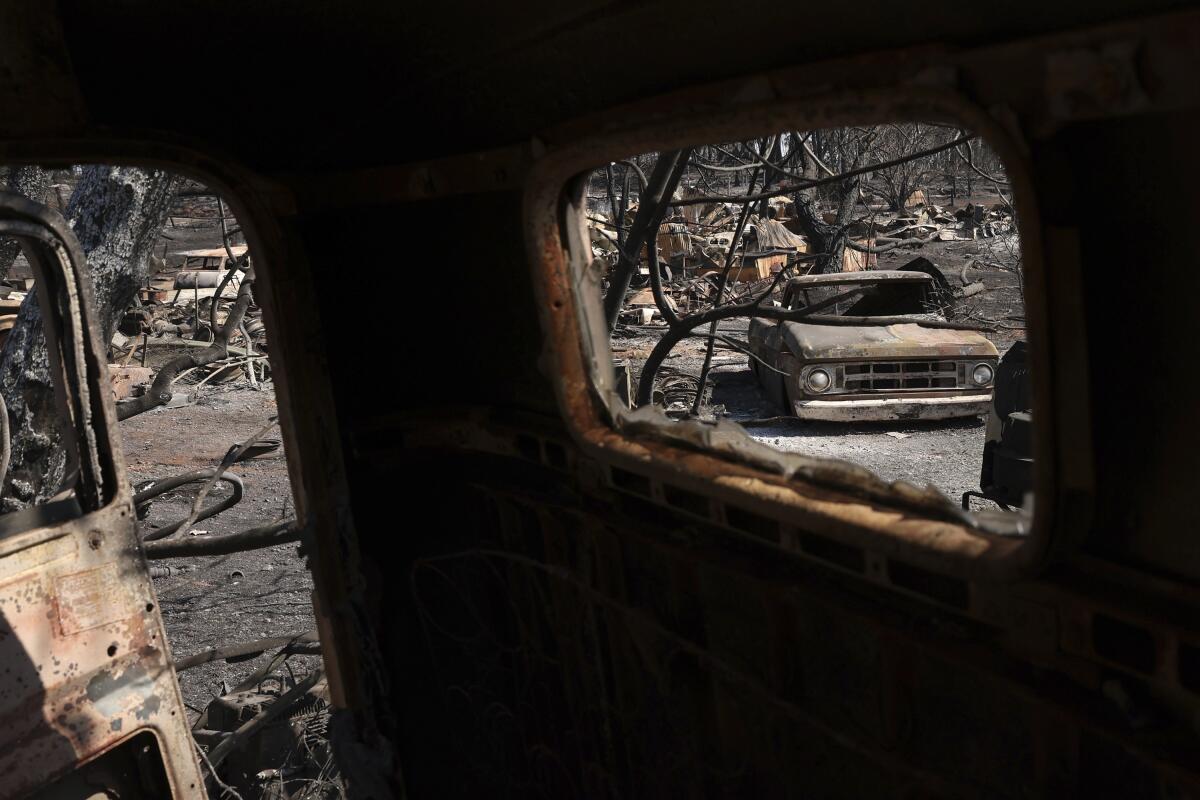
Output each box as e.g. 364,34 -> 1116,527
590,133 -> 1029,514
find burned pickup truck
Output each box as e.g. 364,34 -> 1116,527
748,271 -> 998,421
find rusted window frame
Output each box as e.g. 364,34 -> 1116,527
525,85 -> 1058,582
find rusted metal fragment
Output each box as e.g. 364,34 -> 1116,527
0,516 -> 198,797
55,562 -> 134,635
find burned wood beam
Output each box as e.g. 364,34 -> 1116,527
143,519 -> 300,559
175,629 -> 319,671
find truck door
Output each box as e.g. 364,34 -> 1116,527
0,193 -> 202,799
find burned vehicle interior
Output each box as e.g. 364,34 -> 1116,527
0,2 -> 1199,798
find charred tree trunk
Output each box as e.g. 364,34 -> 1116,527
0,167 -> 51,278
756,136 -> 785,216
789,135 -> 864,274
67,167 -> 180,344
0,166 -> 179,510
790,194 -> 843,274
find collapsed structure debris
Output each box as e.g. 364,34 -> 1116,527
595,192 -> 1014,330
109,244 -> 270,406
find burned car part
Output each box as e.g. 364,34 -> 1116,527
748,272 -> 999,421
963,339 -> 1033,510
193,669 -> 333,799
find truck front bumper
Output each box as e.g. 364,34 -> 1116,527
793,395 -> 991,422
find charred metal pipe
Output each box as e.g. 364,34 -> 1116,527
134,468 -> 244,541
173,270 -> 224,289
148,564 -> 190,579
206,668 -> 324,768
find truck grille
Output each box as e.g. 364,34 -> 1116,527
843,360 -> 961,391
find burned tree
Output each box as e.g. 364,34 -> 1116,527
784,127 -> 878,273
603,150 -> 691,331
0,167 -> 51,278
0,165 -> 179,509
869,125 -> 940,210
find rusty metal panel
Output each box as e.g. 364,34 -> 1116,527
0,509 -> 201,798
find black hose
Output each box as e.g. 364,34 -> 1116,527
134,468 -> 244,541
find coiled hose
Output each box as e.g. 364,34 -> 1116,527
134,468 -> 244,541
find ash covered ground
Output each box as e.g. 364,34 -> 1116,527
125,368 -> 315,717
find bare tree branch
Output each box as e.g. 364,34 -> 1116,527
670,135 -> 975,207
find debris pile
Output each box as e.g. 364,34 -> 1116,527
653,366 -> 717,417
109,246 -> 269,403
876,202 -> 1013,242
591,194 -> 1014,328
182,632 -> 340,799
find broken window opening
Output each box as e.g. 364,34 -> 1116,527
0,165 -> 339,800
575,123 -> 1033,537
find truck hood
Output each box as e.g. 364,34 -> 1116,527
782,320 -> 998,361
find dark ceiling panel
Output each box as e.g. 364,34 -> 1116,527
53,0 -> 1195,171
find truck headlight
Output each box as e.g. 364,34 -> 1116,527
805,368 -> 832,393
971,363 -> 994,386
